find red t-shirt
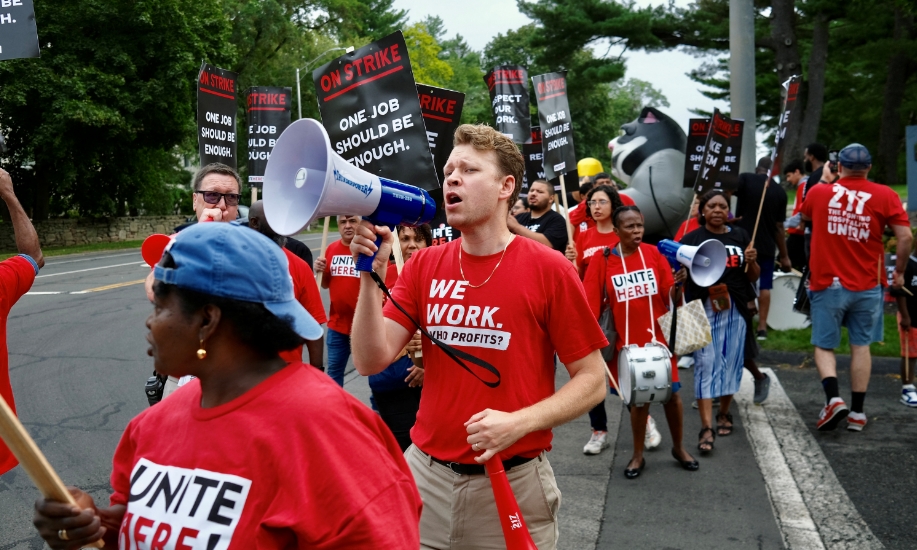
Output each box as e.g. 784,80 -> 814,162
801,177 -> 909,291
676,217 -> 701,242
323,239 -> 360,334
788,185 -> 805,236
582,244 -> 679,380
574,227 -> 620,280
0,255 -> 37,475
383,237 -> 607,463
279,248 -> 327,364
570,193 -> 634,242
109,363 -> 421,548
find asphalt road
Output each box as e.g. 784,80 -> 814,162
0,238 -> 914,548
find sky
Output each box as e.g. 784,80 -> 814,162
391,0 -> 732,140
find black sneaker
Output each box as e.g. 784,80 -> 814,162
756,330 -> 767,341
754,374 -> 771,404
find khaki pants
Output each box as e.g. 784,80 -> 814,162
405,444 -> 560,550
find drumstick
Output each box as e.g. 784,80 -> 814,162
0,394 -> 104,547
485,456 -> 538,550
315,216 -> 331,282
604,363 -> 623,396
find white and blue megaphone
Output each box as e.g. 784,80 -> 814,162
657,239 -> 728,287
263,118 -> 436,272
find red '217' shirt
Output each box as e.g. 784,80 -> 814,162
802,177 -> 909,291
383,237 -> 608,463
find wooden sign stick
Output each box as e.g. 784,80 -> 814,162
315,216 -> 331,282
557,174 -> 576,268
0,394 -> 103,547
746,179 -> 770,272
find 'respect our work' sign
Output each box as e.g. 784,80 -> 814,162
532,72 -> 576,182
246,87 -> 291,187
198,63 -> 238,169
0,0 -> 40,61
417,84 -> 464,186
522,126 -> 545,195
484,66 -> 531,144
686,115 -> 743,192
693,109 -> 744,195
312,31 -> 438,191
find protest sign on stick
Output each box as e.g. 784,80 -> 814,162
247,87 -> 292,188
485,66 -> 531,144
521,126 -> 545,196
0,0 -> 40,61
198,63 -> 238,169
418,84 -> 464,246
692,110 -> 744,196
312,31 -> 438,192
532,72 -> 576,243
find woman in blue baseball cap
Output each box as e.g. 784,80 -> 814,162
31,223 -> 421,548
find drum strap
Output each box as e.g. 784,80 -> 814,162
618,244 -> 658,347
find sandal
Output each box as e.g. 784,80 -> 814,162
716,412 -> 734,436
697,427 -> 715,453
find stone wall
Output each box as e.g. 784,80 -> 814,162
0,216 -> 187,251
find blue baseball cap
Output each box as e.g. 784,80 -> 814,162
153,222 -> 323,341
838,143 -> 872,170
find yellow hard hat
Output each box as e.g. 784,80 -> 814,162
577,157 -> 603,177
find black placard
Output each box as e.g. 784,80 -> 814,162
684,119 -> 710,188
484,66 -> 531,144
768,75 -> 802,180
197,62 -> 238,169
693,109 -> 744,195
246,87 -> 292,187
313,31 -> 438,191
417,84 -> 464,185
532,72 -> 576,181
522,126 -> 545,196
0,0 -> 39,61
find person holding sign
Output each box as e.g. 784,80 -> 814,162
313,215 -> 362,387
32,223 -> 421,548
0,168 -> 43,476
350,124 -> 608,549
681,190 -> 759,452
508,179 -> 569,253
801,144 -> 912,432
582,206 -> 697,476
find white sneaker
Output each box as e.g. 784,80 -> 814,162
902,385 -> 917,408
677,356 -> 694,369
645,416 -> 662,449
583,430 -> 609,455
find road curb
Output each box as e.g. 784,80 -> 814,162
758,349 -> 901,375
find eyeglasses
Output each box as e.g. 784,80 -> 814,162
196,191 -> 241,206
587,199 -> 610,207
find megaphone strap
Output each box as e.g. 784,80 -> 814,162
369,271 -> 501,388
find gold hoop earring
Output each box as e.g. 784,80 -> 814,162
196,339 -> 207,360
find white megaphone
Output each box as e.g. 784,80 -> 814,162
263,118 -> 436,272
657,239 -> 727,287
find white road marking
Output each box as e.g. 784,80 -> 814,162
43,251 -> 139,266
24,291 -> 63,295
737,368 -> 884,550
35,262 -> 145,278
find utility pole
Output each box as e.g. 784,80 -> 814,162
730,0 -> 757,173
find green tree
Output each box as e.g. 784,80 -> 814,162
403,22 -> 454,87
0,0 -> 234,219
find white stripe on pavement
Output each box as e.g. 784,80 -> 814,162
737,368 -> 884,550
24,291 -> 63,295
36,261 -> 145,278
43,252 -> 139,266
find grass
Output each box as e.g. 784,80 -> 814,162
0,239 -> 145,261
756,313 -> 902,357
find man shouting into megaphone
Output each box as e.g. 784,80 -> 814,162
351,124 -> 608,549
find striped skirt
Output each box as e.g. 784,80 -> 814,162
694,298 -> 746,399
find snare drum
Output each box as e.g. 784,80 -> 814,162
617,343 -> 673,405
767,272 -> 811,331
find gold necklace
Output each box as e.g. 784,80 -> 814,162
459,236 -> 514,288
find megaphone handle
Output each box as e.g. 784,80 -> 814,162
355,234 -> 383,272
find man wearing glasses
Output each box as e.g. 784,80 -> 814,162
176,163 -> 243,230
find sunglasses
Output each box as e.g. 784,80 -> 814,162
196,191 -> 241,206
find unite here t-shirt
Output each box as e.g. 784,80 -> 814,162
382,237 -> 608,463
0,255 -> 38,475
278,248 -> 327,364
324,239 -> 361,334
109,363 -> 422,549
802,177 -> 909,292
